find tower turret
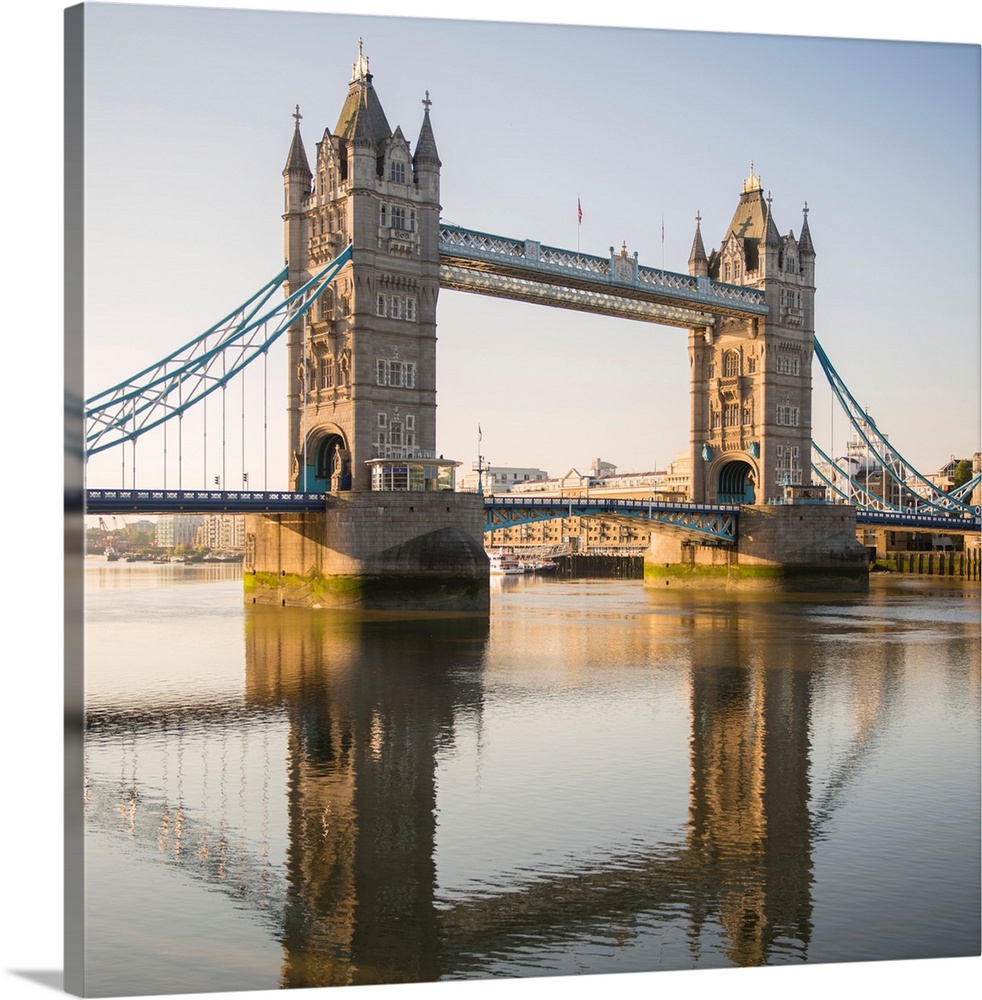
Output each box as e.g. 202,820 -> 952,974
283,105 -> 312,283
283,105 -> 313,484
688,212 -> 709,277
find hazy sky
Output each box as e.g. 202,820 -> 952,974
74,1 -> 980,490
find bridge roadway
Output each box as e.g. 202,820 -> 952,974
81,489 -> 981,537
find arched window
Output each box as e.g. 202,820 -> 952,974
723,351 -> 740,378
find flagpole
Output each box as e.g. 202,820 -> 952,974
477,423 -> 484,495
577,195 -> 582,255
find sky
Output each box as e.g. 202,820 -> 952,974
2,5 -> 981,1000
71,0 -> 980,491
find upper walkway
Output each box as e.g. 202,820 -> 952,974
438,224 -> 769,327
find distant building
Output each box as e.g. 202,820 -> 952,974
156,514 -> 204,548
483,457 -> 686,554
457,464 -> 548,493
195,514 -> 246,551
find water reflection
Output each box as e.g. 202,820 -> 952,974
244,597 -> 842,977
243,608 -> 489,987
82,573 -> 980,992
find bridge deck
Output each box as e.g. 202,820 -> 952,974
80,489 -> 980,534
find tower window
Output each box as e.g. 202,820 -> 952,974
406,297 -> 417,321
723,351 -> 740,378
376,358 -> 416,388
377,294 -> 387,317
391,207 -> 407,230
389,161 -> 406,184
777,404 -> 800,426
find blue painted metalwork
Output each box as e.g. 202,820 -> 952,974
856,508 -> 981,532
438,225 -> 768,325
85,488 -> 329,514
950,473 -> 982,503
813,338 -> 975,516
84,487 -> 979,535
84,246 -> 352,459
484,496 -> 740,542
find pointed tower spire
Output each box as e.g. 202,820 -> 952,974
335,41 -> 391,149
413,90 -> 441,169
763,191 -> 780,248
798,201 -> 815,256
688,211 -> 708,277
283,104 -> 312,179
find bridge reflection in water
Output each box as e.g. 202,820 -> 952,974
84,584 -> 917,988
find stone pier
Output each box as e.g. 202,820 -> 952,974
644,504 -> 869,592
245,492 -> 489,610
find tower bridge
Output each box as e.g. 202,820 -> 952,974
81,44 -> 981,604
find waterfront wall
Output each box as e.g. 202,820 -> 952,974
555,554 -> 643,579
644,504 -> 869,592
884,549 -> 981,580
244,492 -> 489,610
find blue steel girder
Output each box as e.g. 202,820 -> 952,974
856,508 -> 981,532
84,246 -> 352,459
484,497 -> 739,542
438,225 -> 769,327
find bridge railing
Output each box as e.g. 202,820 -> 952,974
488,495 -> 741,515
84,488 -> 330,513
439,225 -> 768,314
855,507 -> 981,530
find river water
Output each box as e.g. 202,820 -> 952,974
80,562 -> 980,996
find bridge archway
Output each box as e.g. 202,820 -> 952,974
716,459 -> 756,505
300,429 -> 351,492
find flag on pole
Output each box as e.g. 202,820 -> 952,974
578,197 -> 583,225
478,423 -> 482,442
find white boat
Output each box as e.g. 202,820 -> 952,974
489,552 -> 526,575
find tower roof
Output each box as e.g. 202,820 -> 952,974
763,192 -> 781,248
283,105 -> 312,177
413,91 -> 441,167
798,202 -> 816,256
688,211 -> 707,269
718,163 -> 771,272
334,40 -> 392,148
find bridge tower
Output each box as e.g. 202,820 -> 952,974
687,166 -> 816,504
284,42 -> 442,492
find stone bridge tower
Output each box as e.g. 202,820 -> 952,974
687,166 -> 816,504
284,42 -> 442,492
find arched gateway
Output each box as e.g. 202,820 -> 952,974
717,459 -> 756,505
